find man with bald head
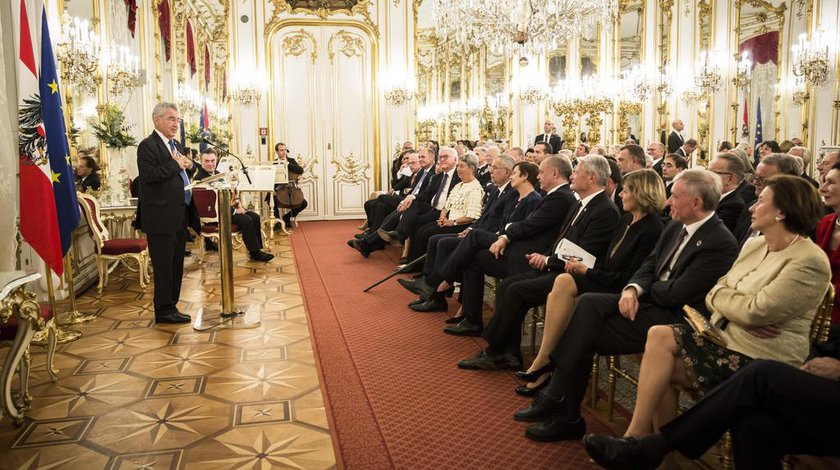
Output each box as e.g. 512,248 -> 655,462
667,118 -> 685,153
535,120 -> 562,154
818,151 -> 840,185
788,146 -> 818,187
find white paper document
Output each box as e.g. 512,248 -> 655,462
554,239 -> 597,269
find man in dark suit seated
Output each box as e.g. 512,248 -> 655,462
733,154 -> 801,246
194,148 -> 274,262
454,155 -> 620,352
674,138 -> 697,159
583,358 -> 840,469
708,153 -> 746,233
350,148 -> 457,257
788,146 -> 819,188
75,155 -> 101,192
515,169 -> 739,442
359,150 -> 426,233
414,156 -> 577,318
617,144 -> 647,176
398,154 -> 518,297
605,158 -> 623,214
534,120 -> 562,153
137,102 -> 198,324
647,142 -> 666,177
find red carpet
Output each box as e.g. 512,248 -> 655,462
292,220 -> 612,469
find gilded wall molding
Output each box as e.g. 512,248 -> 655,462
331,153 -> 370,183
328,30 -> 366,64
266,0 -> 378,39
283,29 -> 319,64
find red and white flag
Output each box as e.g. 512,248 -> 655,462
15,0 -> 64,275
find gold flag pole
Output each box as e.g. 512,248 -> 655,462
33,260 -> 81,344
58,248 -> 98,324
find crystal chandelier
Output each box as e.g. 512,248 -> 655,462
791,31 -> 830,87
693,50 -> 723,95
621,65 -> 651,102
731,51 -> 752,90
103,42 -> 141,96
433,0 -> 617,56
57,16 -> 101,95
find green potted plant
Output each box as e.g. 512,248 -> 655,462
90,103 -> 137,149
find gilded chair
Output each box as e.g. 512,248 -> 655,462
192,187 -> 244,262
77,192 -> 150,293
1,286 -> 57,424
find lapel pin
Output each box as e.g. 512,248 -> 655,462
696,240 -> 702,247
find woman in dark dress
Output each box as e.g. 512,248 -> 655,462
517,169 -> 665,393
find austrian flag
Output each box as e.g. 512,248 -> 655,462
16,0 -> 80,275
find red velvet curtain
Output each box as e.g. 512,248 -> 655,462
204,45 -> 211,91
124,0 -> 137,37
186,20 -> 196,76
739,31 -> 779,68
157,0 -> 171,61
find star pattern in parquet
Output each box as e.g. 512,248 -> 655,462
0,236 -> 336,469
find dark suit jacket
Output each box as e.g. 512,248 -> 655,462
628,215 -> 739,317
408,167 -> 434,196
137,132 -> 188,235
545,191 -> 622,271
534,133 -> 562,153
500,184 -> 576,250
733,203 -> 754,247
194,167 -> 214,181
500,190 -> 542,230
612,185 -> 625,214
717,190 -> 746,234
471,183 -> 516,232
667,131 -> 684,154
736,180 -> 757,207
391,172 -> 414,193
78,173 -> 101,192
581,211 -> 664,290
675,147 -> 687,158
475,164 -> 492,187
802,173 -> 819,188
286,157 -> 304,176
652,159 -> 664,177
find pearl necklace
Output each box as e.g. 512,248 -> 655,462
786,234 -> 800,249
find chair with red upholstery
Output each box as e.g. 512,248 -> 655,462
192,187 -> 244,262
77,192 -> 150,293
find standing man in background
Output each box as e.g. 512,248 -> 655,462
137,102 -> 194,324
535,120 -> 562,154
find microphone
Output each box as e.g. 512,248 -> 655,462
202,135 -> 252,184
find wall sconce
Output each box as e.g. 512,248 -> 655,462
230,70 -> 264,105
175,83 -> 201,116
384,87 -> 415,106
694,50 -> 723,95
102,42 -> 141,96
57,15 -> 101,95
791,76 -> 809,106
622,65 -> 651,102
519,86 -> 548,104
732,51 -> 752,90
791,31 -> 829,87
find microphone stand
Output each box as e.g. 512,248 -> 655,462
204,138 -> 252,184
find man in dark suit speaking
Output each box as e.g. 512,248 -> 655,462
137,102 -> 195,324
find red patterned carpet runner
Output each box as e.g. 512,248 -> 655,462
291,220 -> 612,469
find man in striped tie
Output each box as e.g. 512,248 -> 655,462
137,102 -> 195,324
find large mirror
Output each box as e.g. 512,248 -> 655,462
656,0 -> 673,140
580,30 -> 599,77
734,0 -> 785,145
617,0 -> 644,144
695,0 -> 713,162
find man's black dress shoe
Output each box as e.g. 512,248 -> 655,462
377,228 -> 402,244
250,251 -> 275,262
457,351 -> 522,370
515,361 -> 554,381
444,315 -> 463,324
525,416 -> 586,442
514,373 -> 551,397
397,277 -> 435,297
410,295 -> 447,312
184,249 -> 192,256
354,232 -> 368,239
348,239 -> 370,258
155,312 -> 191,324
582,434 -> 665,470
513,392 -> 566,422
204,240 -> 219,252
408,297 -> 425,307
443,319 -> 483,336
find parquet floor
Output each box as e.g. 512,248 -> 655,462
0,236 -> 337,469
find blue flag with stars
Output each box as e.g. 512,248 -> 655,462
754,97 -> 763,148
39,7 -> 80,255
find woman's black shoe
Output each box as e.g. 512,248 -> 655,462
515,373 -> 551,397
515,361 -> 554,381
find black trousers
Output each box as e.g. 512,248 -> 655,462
661,359 -> 840,469
408,221 -> 469,262
482,269 -> 560,355
366,194 -> 401,230
273,198 -> 308,221
544,292 -> 682,420
422,233 -> 460,278
360,210 -> 400,253
395,203 -> 439,238
460,249 -> 512,325
232,210 -> 262,253
146,208 -> 188,316
425,228 -> 500,288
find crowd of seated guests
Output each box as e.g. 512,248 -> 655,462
342,133 -> 840,467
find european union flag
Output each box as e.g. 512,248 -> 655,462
39,7 -> 80,255
754,97 -> 763,148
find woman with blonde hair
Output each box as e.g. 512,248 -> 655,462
516,169 -> 666,394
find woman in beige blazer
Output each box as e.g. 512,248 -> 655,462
624,175 -> 830,439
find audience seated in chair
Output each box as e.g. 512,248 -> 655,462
401,159 -> 540,312
513,169 -> 739,442
615,176 -> 828,454
708,152 -> 747,233
407,156 -> 576,315
514,170 -> 665,396
451,155 -> 622,342
815,159 -> 840,346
